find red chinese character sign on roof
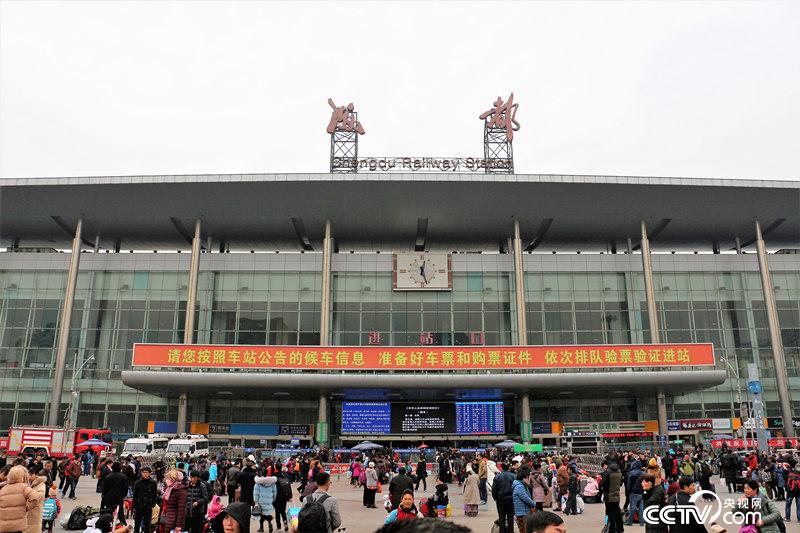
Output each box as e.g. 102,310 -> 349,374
326,98 -> 365,135
479,92 -> 520,142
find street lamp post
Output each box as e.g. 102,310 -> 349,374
64,353 -> 95,432
719,354 -> 751,451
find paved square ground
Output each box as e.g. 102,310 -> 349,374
55,474 -> 800,533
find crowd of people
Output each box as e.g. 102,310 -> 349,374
1,443 -> 799,533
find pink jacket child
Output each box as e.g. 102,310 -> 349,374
206,495 -> 224,520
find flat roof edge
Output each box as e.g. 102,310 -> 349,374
1,173 -> 799,189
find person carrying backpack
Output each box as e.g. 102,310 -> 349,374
696,460 -> 714,498
42,492 -> 61,533
297,471 -> 341,533
785,465 -> 800,521
680,456 -> 695,481
272,463 -> 292,532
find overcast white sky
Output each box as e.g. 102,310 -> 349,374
1,1 -> 799,180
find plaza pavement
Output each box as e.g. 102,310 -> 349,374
55,474 -> 800,533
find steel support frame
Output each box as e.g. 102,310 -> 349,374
177,220 -> 202,433
641,221 -> 669,438
48,218 -> 83,427
483,125 -> 513,174
330,115 -> 359,173
755,220 -> 795,437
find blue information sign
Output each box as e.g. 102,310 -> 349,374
342,402 -> 391,434
455,401 -> 505,434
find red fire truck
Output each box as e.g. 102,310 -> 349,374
3,426 -> 113,458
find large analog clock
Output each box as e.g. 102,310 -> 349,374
393,252 -> 452,291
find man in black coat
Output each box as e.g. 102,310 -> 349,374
491,462 -> 516,533
238,464 -> 257,506
132,466 -> 159,533
102,462 -> 131,526
388,466 -> 414,509
666,477 -> 707,533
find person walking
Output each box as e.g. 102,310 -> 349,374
226,461 -> 241,504
363,462 -> 379,509
734,480 -> 782,533
529,464 -> 550,512
642,473 -> 666,533
238,463 -> 257,507
57,460 -> 68,494
721,450 -> 740,493
65,456 -> 82,500
625,460 -> 645,526
272,464 -> 292,532
0,466 -> 45,533
132,466 -> 158,533
463,467 -> 480,517
41,488 -> 60,533
602,460 -> 624,533
415,458 -> 428,492
23,472 -> 47,533
83,451 -> 93,477
785,464 -> 800,521
666,477 -> 705,533
101,462 -> 129,526
492,462 -> 516,533
299,472 -> 341,533
253,470 -> 277,533
160,469 -> 188,533
388,466 -> 414,510
556,461 -> 569,510
185,471 -> 209,533
478,455 -> 489,505
512,469 -> 537,533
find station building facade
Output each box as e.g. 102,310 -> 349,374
0,173 -> 798,447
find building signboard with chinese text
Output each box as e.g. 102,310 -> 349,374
602,432 -> 653,439
669,419 -> 713,431
711,438 -> 800,449
132,343 -> 714,371
562,421 -> 649,434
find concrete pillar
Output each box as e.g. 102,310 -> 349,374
176,393 -> 188,434
512,220 -> 527,345
48,218 -> 83,427
520,392 -> 532,444
641,221 -> 668,438
657,388 -> 669,438
183,220 -> 202,344
755,220 -> 795,437
317,393 -> 329,445
320,220 -> 333,346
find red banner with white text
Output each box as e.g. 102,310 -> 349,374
132,343 -> 714,371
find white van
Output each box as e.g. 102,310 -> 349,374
122,434 -> 170,458
166,434 -> 209,458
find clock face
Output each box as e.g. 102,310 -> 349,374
393,253 -> 452,291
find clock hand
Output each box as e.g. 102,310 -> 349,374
421,261 -> 428,283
